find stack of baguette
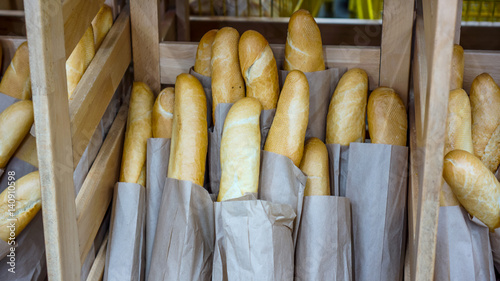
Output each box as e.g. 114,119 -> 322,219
441,44 -> 500,231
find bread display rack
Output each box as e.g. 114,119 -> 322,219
0,0 -> 131,279
409,0 -> 500,280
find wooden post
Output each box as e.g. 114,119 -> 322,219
24,0 -> 81,279
176,0 -> 190,41
379,0 -> 415,107
130,0 -> 161,93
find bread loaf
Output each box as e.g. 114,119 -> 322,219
194,29 -> 218,77
443,149 -> 500,230
449,44 -> 464,91
264,70 -> 309,166
0,42 -> 31,100
367,87 -> 407,146
92,4 -> 113,49
218,97 -> 262,201
211,27 -> 245,121
441,89 -> 474,206
152,87 -> 175,138
0,100 -> 34,168
0,171 -> 41,242
299,138 -> 330,196
284,9 -> 325,72
66,26 -> 95,98
120,82 -> 154,184
239,30 -> 279,110
167,74 -> 208,186
326,68 -> 368,145
470,73 -> 500,172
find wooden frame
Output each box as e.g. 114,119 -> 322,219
408,0 -> 500,280
10,0 -> 132,279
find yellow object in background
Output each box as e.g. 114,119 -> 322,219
462,0 -> 500,21
349,0 -> 383,20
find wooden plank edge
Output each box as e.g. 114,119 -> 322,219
86,233 -> 109,281
69,5 -> 130,168
159,10 -> 176,41
76,104 -> 127,264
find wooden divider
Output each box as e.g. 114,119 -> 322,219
86,234 -> 109,281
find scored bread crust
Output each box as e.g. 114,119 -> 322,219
449,44 -> 464,91
299,138 -> 330,196
66,26 -> 96,98
92,4 -> 113,49
470,73 -> 500,172
264,70 -> 309,166
194,29 -> 218,77
152,87 -> 175,138
284,9 -> 325,72
239,30 -> 279,110
0,42 -> 31,100
218,97 -> 262,201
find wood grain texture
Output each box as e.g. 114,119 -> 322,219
463,50 -> 500,93
176,0 -> 190,41
410,0 -> 459,280
69,6 -> 130,169
379,0 -> 414,107
62,0 -> 104,59
130,0 -> 161,93
86,233 -> 109,281
76,105 -> 126,265
159,42 -> 381,89
24,0 -> 81,279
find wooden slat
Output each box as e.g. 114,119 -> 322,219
463,50 -> 500,93
69,6 -> 131,169
379,0 -> 414,107
76,104 -> 126,265
411,0 -> 459,280
62,0 -> 104,58
412,14 -> 427,145
454,0 -> 462,44
159,42 -> 381,89
24,0 -> 81,279
0,10 -> 24,17
14,135 -> 38,167
130,0 -> 161,93
86,233 -> 109,281
176,0 -> 190,41
159,10 -> 176,41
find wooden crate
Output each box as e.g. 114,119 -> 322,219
1,0 -> 133,280
408,0 -> 500,280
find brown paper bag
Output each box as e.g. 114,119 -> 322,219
145,138 -> 171,279
434,206 -> 495,280
212,197 -> 296,281
295,196 -> 353,281
326,143 -> 350,196
344,143 -> 408,281
0,158 -> 44,281
258,151 -> 306,244
279,68 -> 347,142
190,67 -> 213,127
148,178 -> 214,281
104,183 -> 146,281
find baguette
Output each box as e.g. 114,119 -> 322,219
443,150 -> 500,231
120,82 -> 154,184
449,44 -> 464,91
299,138 -> 330,196
284,9 -> 325,72
211,27 -> 245,122
264,70 -> 309,166
167,74 -> 208,186
239,30 -> 279,110
0,171 -> 41,242
0,42 -> 31,100
152,87 -> 175,138
326,68 -> 368,145
66,26 -> 95,98
92,4 -> 113,49
367,87 -> 407,146
0,100 -> 34,168
194,29 -> 218,77
441,89 -> 474,206
470,73 -> 500,172
218,97 -> 262,201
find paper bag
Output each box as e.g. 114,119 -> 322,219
434,206 -> 495,280
0,158 -> 44,281
148,178 -> 214,281
344,143 -> 408,281
190,67 -> 213,127
279,68 -> 346,142
326,143 -> 349,196
258,151 -> 306,243
145,138 -> 170,279
295,196 -> 352,281
104,183 -> 146,281
490,228 -> 500,273
212,198 -> 296,281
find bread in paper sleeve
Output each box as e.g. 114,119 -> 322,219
152,87 -> 174,138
